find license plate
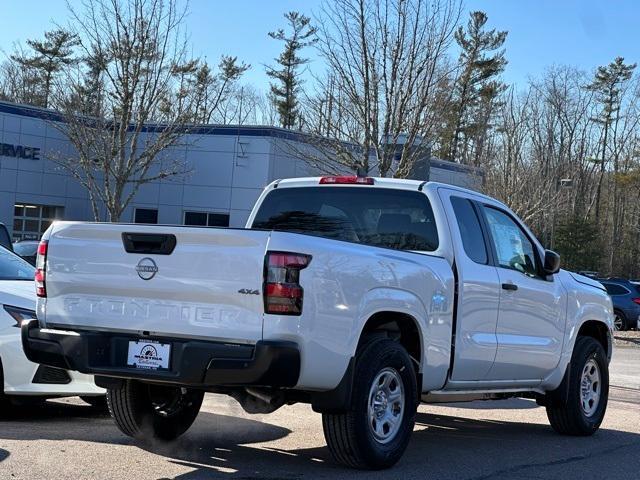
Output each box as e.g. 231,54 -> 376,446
127,340 -> 171,370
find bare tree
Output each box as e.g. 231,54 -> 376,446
50,0 -> 197,221
307,0 -> 462,177
483,87 -> 566,226
0,46 -> 43,104
480,64 -> 640,277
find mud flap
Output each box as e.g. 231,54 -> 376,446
310,357 -> 355,413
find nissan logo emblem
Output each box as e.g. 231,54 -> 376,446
136,257 -> 158,280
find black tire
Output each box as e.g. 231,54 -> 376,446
81,395 -> 108,410
322,337 -> 418,470
546,336 -> 609,436
0,358 -> 9,410
107,380 -> 204,441
613,310 -> 627,331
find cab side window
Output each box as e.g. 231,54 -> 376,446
451,196 -> 488,265
483,207 -> 538,277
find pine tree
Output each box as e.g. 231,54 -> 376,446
266,12 -> 317,129
586,56 -> 636,223
442,11 -> 507,164
11,29 -> 79,108
75,48 -> 110,116
553,216 -> 602,272
188,56 -> 249,123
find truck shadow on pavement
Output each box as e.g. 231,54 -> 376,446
0,399 -> 291,461
0,399 -> 111,421
1,399 -> 640,479
149,407 -> 640,480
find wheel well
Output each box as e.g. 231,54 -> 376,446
577,320 -> 610,357
310,312 -> 422,414
359,312 -> 422,369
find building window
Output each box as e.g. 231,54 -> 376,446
13,203 -> 61,241
134,208 -> 158,224
184,211 -> 230,227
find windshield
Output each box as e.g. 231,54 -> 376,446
253,186 -> 439,252
0,246 -> 35,281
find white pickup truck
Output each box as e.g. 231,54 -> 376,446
22,176 -> 613,469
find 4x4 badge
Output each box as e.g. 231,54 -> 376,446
238,288 -> 260,295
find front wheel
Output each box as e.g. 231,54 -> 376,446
546,336 -> 609,436
322,337 -> 418,469
107,380 -> 204,441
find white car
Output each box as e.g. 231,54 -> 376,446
0,246 -> 104,406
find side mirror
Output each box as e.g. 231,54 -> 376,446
543,250 -> 561,275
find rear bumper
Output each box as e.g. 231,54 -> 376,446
21,319 -> 300,388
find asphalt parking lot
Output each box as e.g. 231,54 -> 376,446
1,348 -> 639,480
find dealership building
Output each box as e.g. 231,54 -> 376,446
0,100 -> 482,241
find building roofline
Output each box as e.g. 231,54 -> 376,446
0,100 -> 483,177
0,100 -> 314,141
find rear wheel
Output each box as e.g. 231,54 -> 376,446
107,380 -> 204,441
546,336 -> 609,436
322,337 -> 418,469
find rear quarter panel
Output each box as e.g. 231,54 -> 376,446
263,231 -> 454,391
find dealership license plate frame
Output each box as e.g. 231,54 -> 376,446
126,340 -> 171,370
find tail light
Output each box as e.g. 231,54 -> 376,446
35,240 -> 48,298
632,298 -> 640,306
264,252 -> 311,315
319,176 -> 374,185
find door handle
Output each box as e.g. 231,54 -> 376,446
502,283 -> 518,291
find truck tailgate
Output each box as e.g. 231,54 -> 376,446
41,223 -> 270,343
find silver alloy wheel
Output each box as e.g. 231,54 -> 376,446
368,367 -> 405,444
580,358 -> 601,417
613,314 -> 623,331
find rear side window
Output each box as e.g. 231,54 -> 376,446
450,197 -> 487,265
252,187 -> 438,252
602,283 -> 629,296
